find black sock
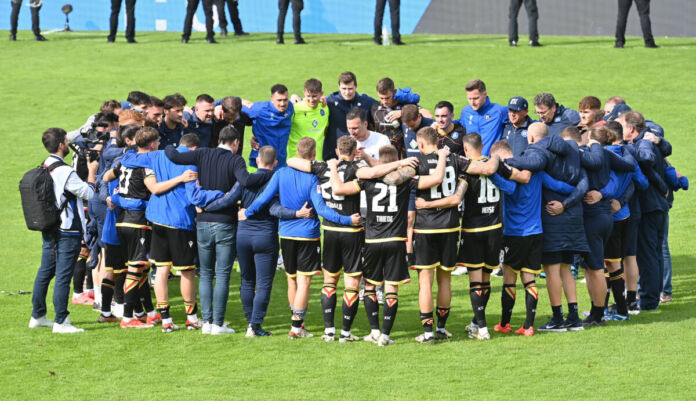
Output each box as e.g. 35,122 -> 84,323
590,304 -> 604,322
610,269 -> 628,315
436,306 -> 450,330
101,278 -> 115,313
605,271 -> 611,308
501,284 -> 516,326
552,305 -> 563,320
382,292 -> 398,335
72,256 -> 87,294
364,289 -> 380,330
341,288 -> 360,332
420,311 -> 434,333
627,290 -> 637,305
138,269 -> 154,313
124,272 -> 142,318
567,302 -> 579,320
523,281 -> 538,329
157,302 -> 171,320
469,281 -> 486,328
85,267 -> 94,290
321,283 -> 337,329
114,273 -> 125,304
481,281 -> 492,308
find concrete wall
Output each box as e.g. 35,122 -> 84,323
415,0 -> 696,38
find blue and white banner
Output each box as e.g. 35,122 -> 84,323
1,0 -> 431,34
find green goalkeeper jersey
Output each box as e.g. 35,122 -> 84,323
287,101 -> 329,161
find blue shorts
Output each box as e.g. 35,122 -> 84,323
582,212 -> 613,270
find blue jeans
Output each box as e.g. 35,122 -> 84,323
32,232 -> 82,323
197,222 -> 236,326
637,210 -> 666,310
662,214 -> 672,296
237,230 -> 278,325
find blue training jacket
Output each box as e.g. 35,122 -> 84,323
121,146 -> 220,231
545,104 -> 581,137
243,101 -> 294,169
244,167 -> 352,239
490,172 -> 543,237
458,97 -> 508,157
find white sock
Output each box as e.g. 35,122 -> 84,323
123,317 -> 133,322
162,317 -> 173,325
479,327 -> 489,335
187,314 -> 199,323
147,310 -> 157,318
424,331 -> 434,339
135,311 -> 145,318
380,333 -> 390,341
341,330 -> 351,337
371,329 -> 380,337
291,326 -> 301,334
86,289 -> 94,294
436,327 -> 446,333
325,327 -> 335,336
102,311 -> 112,317
94,288 -> 100,300
72,292 -> 82,299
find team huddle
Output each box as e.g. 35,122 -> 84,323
27,73 -> 687,345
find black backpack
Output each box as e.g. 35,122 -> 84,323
19,160 -> 71,232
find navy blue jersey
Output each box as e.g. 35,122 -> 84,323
502,116 -> 534,158
403,117 -> 435,158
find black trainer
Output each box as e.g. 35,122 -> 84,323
538,317 -> 568,332
581,316 -> 606,328
562,316 -> 584,331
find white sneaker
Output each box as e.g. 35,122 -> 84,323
377,334 -> 394,347
245,326 -> 255,338
452,266 -> 468,276
52,317 -> 84,333
321,333 -> 336,342
202,321 -> 212,334
473,327 -> 491,340
466,322 -> 479,338
376,289 -> 384,305
276,254 -> 284,270
363,332 -> 380,343
112,303 -> 124,318
211,324 -> 235,335
28,316 -> 53,328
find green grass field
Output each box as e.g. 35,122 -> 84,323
1,31 -> 695,400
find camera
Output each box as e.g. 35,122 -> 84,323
69,122 -> 110,180
80,121 -> 111,145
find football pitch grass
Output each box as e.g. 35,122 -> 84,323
1,31 -> 695,400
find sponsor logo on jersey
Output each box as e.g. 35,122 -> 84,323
320,109 -> 325,116
485,114 -> 491,120
312,119 -> 318,128
409,139 -> 418,149
554,117 -> 561,122
521,130 -> 528,138
452,132 -> 459,139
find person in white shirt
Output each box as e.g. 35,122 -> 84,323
29,128 -> 98,334
346,107 -> 390,163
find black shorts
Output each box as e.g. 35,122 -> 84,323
104,243 -> 127,274
280,238 -> 321,277
457,228 -> 502,272
605,217 -> 630,262
541,250 -> 576,265
623,215 -> 640,257
116,222 -> 151,267
322,229 -> 364,277
583,213 -> 613,270
413,231 -> 459,271
149,223 -> 197,271
363,240 -> 411,285
503,234 -> 542,274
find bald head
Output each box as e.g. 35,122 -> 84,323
527,122 -> 548,143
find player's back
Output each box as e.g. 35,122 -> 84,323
361,177 -> 416,241
415,152 -> 461,231
311,160 -> 362,228
500,173 -> 542,236
462,156 -> 502,231
276,167 -> 322,237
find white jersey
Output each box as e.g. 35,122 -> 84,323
358,130 -> 390,161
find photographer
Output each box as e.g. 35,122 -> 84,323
67,100 -> 122,144
67,112 -> 119,307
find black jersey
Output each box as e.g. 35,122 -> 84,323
359,177 -> 418,242
310,159 -> 363,230
437,121 -> 467,156
461,156 -> 502,231
370,103 -> 406,157
414,152 -> 468,231
115,165 -> 151,225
